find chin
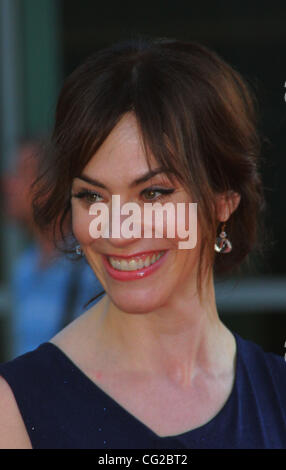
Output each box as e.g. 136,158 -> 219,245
108,286 -> 170,314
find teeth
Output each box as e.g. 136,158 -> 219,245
144,256 -> 151,268
136,258 -> 144,269
120,259 -> 128,270
108,252 -> 164,271
128,259 -> 137,270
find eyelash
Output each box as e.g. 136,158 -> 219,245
72,189 -> 104,204
142,187 -> 175,202
72,187 -> 175,204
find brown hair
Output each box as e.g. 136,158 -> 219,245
32,35 -> 267,299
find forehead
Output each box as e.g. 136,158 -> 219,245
83,112 -> 155,178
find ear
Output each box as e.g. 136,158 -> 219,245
215,190 -> 241,222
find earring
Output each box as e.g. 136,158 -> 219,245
214,222 -> 232,253
75,244 -> 83,256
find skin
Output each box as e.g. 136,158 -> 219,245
0,112 -> 241,446
56,112 -> 240,431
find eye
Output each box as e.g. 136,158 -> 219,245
141,187 -> 175,202
72,189 -> 104,204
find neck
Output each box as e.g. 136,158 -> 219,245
92,273 -> 235,387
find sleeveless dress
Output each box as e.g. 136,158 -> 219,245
0,331 -> 285,449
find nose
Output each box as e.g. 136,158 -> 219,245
106,210 -> 142,250
106,236 -> 139,251
88,197 -> 144,249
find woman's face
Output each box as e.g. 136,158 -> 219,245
71,112 -> 203,313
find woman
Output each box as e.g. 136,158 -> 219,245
0,37 -> 285,449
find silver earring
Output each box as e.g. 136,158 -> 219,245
75,244 -> 83,256
214,222 -> 232,254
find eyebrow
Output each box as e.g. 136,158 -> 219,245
75,167 -> 167,190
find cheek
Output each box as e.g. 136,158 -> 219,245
72,204 -> 94,245
161,202 -> 198,250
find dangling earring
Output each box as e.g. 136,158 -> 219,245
75,244 -> 84,256
214,222 -> 232,253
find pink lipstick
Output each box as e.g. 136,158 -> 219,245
102,250 -> 168,281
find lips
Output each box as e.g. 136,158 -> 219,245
102,250 -> 168,281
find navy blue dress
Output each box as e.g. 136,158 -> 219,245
0,331 -> 285,449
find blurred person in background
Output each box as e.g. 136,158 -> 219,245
1,139 -> 103,358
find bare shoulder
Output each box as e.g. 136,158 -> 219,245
0,375 -> 32,449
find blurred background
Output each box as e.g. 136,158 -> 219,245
0,0 -> 286,361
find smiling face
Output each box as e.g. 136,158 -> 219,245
71,112 -> 204,314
